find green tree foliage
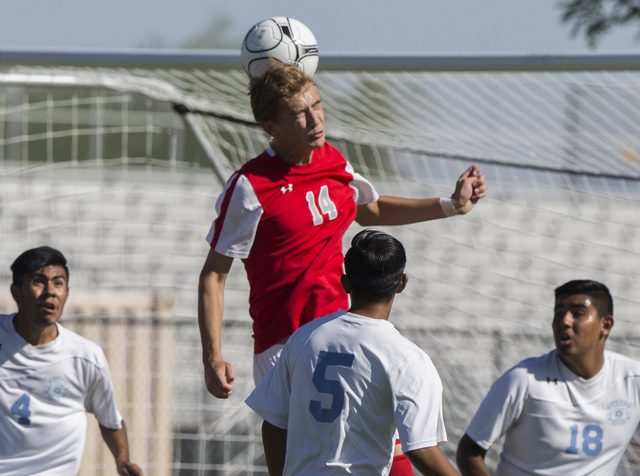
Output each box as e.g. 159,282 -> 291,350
560,0 -> 640,48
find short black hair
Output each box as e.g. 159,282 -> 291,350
554,280 -> 613,318
11,246 -> 69,287
344,229 -> 406,302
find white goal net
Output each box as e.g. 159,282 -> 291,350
0,52 -> 639,475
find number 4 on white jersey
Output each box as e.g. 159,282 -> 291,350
306,185 -> 338,226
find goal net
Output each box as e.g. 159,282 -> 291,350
0,53 -> 639,476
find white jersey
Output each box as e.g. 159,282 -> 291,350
245,310 -> 447,476
466,350 -> 640,476
0,314 -> 122,476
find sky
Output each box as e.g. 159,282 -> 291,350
0,0 -> 639,53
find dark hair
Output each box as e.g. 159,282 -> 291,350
344,229 -> 406,302
11,246 -> 69,287
249,59 -> 316,122
554,280 -> 613,318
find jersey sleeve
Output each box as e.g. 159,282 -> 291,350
465,364 -> 530,450
391,353 -> 447,453
344,161 -> 379,205
245,347 -> 292,429
84,349 -> 123,430
206,173 -> 264,259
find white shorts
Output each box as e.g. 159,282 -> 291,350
253,344 -> 285,385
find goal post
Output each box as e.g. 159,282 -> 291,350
0,50 -> 639,475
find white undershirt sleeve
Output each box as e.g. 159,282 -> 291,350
391,353 -> 447,453
465,365 -> 529,450
345,161 -> 379,205
84,350 -> 123,430
206,174 -> 263,259
245,347 -> 292,429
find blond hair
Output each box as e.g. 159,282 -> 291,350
249,59 -> 316,122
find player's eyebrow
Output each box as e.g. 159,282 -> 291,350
554,303 -> 589,312
30,272 -> 67,282
290,99 -> 321,115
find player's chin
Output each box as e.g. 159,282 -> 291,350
310,135 -> 325,149
555,340 -> 574,355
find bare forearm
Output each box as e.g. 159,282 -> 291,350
100,421 -> 142,475
356,196 -> 445,226
457,456 -> 491,476
198,250 -> 235,398
456,434 -> 491,476
198,272 -> 226,363
197,250 -> 232,363
406,446 -> 460,476
262,421 -> 287,476
100,422 -> 130,463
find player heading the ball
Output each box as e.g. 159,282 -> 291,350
0,246 -> 142,476
199,60 -> 486,475
457,280 -> 640,476
246,229 -> 461,476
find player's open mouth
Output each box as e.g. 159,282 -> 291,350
558,333 -> 571,344
41,303 -> 56,313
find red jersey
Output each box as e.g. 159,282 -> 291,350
207,142 -> 378,353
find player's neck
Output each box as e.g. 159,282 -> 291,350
270,141 -> 314,166
558,350 -> 605,380
13,313 -> 59,346
348,299 -> 394,321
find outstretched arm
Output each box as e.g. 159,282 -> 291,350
456,434 -> 491,476
99,421 -> 143,476
405,445 -> 461,476
262,420 -> 288,476
198,248 -> 235,398
356,165 -> 487,226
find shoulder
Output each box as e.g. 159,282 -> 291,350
321,141 -> 344,157
285,311 -> 345,351
605,350 -> 640,374
237,150 -> 271,172
314,142 -> 347,165
57,325 -> 108,366
0,313 -> 15,332
493,352 -> 557,391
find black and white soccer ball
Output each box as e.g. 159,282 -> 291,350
241,17 -> 319,78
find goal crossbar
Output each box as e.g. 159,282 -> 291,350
0,48 -> 639,71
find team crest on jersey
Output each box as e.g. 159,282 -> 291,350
604,399 -> 633,426
44,376 -> 71,402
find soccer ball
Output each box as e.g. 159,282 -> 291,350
241,17 -> 319,78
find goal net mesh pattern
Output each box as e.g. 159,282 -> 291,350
0,61 -> 639,475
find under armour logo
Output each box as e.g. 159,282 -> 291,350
281,184 -> 293,194
546,377 -> 558,384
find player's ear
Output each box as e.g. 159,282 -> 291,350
260,120 -> 277,136
601,314 -> 614,339
396,274 -> 409,294
340,274 -> 351,294
10,283 -> 21,304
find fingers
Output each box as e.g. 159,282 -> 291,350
459,164 -> 481,181
118,462 -> 143,476
468,164 -> 481,177
205,361 -> 235,398
471,174 -> 488,201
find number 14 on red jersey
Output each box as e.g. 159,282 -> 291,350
306,185 -> 338,226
